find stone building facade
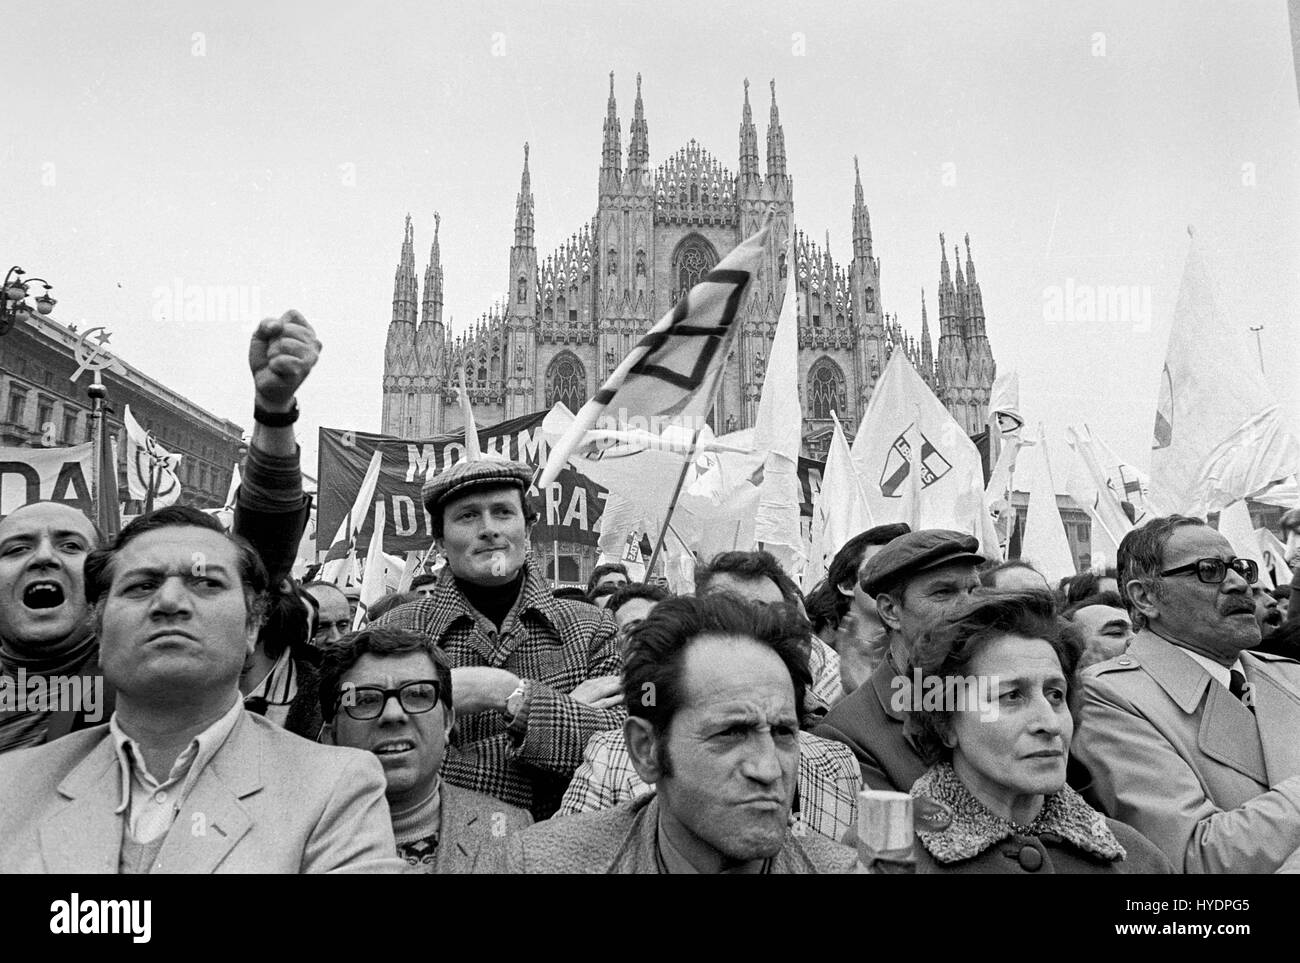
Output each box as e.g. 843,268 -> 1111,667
381,75 -> 996,460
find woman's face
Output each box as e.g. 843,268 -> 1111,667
949,633 -> 1072,822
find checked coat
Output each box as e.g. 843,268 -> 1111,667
559,727 -> 861,843
375,559 -> 622,820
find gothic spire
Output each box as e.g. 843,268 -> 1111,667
392,213 -> 417,325
514,143 -> 534,248
422,211 -> 443,327
628,72 -> 649,173
938,233 -> 956,327
766,79 -> 786,178
964,233 -> 985,323
739,78 -> 760,182
920,287 -> 934,378
852,155 -> 873,259
601,71 -> 621,187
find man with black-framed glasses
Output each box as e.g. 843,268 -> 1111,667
1074,514 -> 1300,873
320,626 -> 531,873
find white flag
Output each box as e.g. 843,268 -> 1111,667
850,352 -> 998,555
540,214 -> 771,485
353,501 -> 387,629
753,235 -> 806,573
320,449 -> 383,584
1150,233 -> 1300,516
803,412 -> 873,591
457,369 -> 482,461
1064,424 -> 1134,563
123,405 -> 183,507
1018,424 -> 1077,583
1256,526 -> 1295,590
1216,500 -> 1272,589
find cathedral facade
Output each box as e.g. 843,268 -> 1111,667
381,74 -> 996,459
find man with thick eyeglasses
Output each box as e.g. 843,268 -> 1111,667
1074,514 -> 1300,873
320,626 -> 531,873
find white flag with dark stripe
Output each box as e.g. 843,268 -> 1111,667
540,214 -> 772,486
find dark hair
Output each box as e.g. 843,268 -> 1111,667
1061,590 -> 1127,621
367,590 -> 422,623
905,590 -> 1078,765
695,550 -> 801,606
1117,515 -> 1206,630
552,586 -> 590,602
622,594 -> 811,772
1057,567 -> 1119,607
587,562 -> 630,597
1270,584 -> 1292,601
979,558 -> 1047,589
317,626 -> 452,724
812,523 -> 912,629
803,580 -> 841,634
84,505 -> 268,626
259,581 -> 316,661
607,582 -> 671,616
409,573 -> 438,590
430,483 -> 538,538
828,524 -> 912,592
588,582 -> 621,603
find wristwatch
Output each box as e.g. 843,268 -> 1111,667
253,399 -> 300,427
503,682 -> 530,722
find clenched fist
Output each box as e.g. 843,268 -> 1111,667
249,310 -> 322,411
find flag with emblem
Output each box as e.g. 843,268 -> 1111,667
539,214 -> 772,486
850,351 -> 998,555
123,405 -> 183,509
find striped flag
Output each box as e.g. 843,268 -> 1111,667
353,501 -> 387,629
319,448 -> 383,584
540,214 -> 772,486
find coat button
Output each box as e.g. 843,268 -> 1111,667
1018,844 -> 1044,872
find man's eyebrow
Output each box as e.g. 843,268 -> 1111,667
117,562 -> 233,579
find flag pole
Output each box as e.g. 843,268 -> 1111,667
88,372 -> 106,527
644,426 -> 701,583
552,540 -> 560,588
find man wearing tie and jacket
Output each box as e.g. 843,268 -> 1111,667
1074,514 -> 1300,873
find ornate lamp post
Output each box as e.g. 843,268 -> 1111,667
2,266 -> 58,336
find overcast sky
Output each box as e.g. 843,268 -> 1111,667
4,0 -> 1297,485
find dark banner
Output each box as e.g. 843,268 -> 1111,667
317,412 -> 608,554
317,412 -> 829,555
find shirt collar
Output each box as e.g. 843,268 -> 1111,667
109,695 -> 244,816
1177,647 -> 1244,692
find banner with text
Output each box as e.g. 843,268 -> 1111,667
317,413 -> 609,554
0,443 -> 95,520
318,414 -> 829,556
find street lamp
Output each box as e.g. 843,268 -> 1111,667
1,265 -> 58,336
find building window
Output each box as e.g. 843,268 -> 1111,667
545,351 -> 587,414
199,464 -> 208,491
672,235 -> 718,302
37,397 -> 54,432
808,358 -> 846,420
568,309 -> 577,322
7,386 -> 28,425
62,411 -> 78,443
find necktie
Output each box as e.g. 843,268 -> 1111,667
1229,669 -> 1255,714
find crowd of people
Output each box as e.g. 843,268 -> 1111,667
1,311 -> 1299,874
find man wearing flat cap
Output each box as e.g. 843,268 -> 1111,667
814,529 -> 983,792
372,459 -> 622,820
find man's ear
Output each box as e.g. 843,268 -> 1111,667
875,591 -> 903,632
321,721 -> 337,746
625,717 -> 662,785
1126,578 -> 1159,624
443,704 -> 456,739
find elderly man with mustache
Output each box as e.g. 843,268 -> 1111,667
1074,515 -> 1300,873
